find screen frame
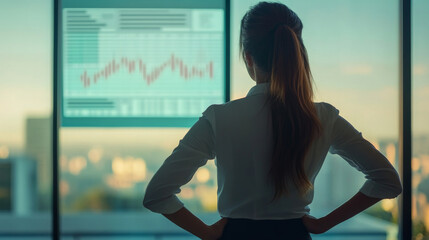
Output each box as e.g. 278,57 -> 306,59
57,0 -> 230,128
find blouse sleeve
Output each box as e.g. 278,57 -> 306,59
328,113 -> 403,199
142,115 -> 216,214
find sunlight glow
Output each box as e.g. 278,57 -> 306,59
0,145 -> 9,159
196,167 -> 210,183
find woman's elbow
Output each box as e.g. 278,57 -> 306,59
393,179 -> 403,198
388,174 -> 403,198
142,190 -> 154,210
142,196 -> 149,209
142,185 -> 156,210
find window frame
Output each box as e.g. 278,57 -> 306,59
399,0 -> 412,240
51,0 -> 413,239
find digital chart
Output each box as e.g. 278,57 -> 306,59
61,7 -> 226,126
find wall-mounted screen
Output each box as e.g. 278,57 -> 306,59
59,0 -> 229,127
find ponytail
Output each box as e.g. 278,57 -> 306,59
239,2 -> 322,200
268,25 -> 322,200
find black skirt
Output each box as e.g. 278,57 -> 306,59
218,217 -> 312,240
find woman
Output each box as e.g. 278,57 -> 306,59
143,2 -> 402,239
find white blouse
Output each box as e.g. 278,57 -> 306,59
143,82 -> 402,219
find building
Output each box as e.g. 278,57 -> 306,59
25,115 -> 52,210
0,156 -> 37,214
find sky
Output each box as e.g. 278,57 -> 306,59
0,0 -> 428,151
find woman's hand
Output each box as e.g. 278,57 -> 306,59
301,214 -> 330,234
203,217 -> 228,240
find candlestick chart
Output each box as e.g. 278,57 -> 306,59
79,55 -> 214,88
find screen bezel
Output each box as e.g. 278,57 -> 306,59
57,0 -> 230,127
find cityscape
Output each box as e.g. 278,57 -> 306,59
1,115 -> 428,239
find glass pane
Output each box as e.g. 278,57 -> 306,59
58,0 -> 400,239
232,0 -> 399,239
412,0 -> 429,239
0,0 -> 52,239
59,1 -> 225,239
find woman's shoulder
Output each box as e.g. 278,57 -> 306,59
314,101 -> 339,112
204,96 -> 254,113
313,101 -> 340,122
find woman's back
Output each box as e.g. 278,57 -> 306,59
144,82 -> 402,218
204,82 -> 371,219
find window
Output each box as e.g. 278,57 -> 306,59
232,0 -> 400,237
412,0 -> 429,239
0,0 -> 52,239
0,0 -> 415,239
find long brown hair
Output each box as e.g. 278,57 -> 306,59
239,2 -> 322,200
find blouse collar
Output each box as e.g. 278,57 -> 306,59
246,82 -> 270,97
